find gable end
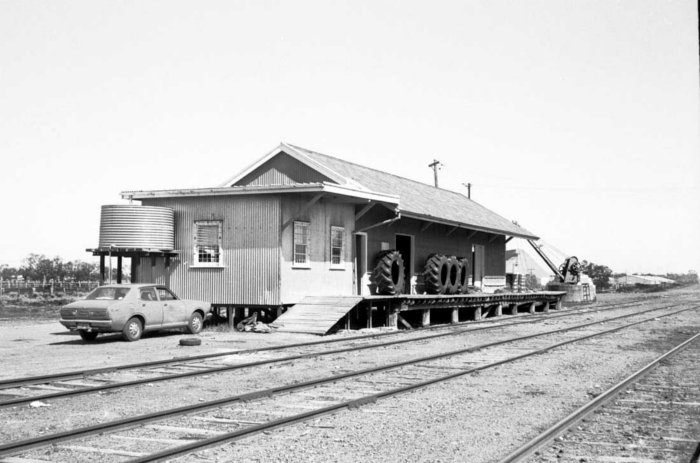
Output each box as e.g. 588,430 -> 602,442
233,151 -> 335,187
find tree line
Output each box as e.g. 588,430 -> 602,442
0,254 -> 125,282
2,254 -> 696,291
581,260 -> 697,290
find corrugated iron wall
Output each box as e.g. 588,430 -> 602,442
139,195 -> 281,305
279,195 -> 355,303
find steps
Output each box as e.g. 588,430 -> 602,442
273,296 -> 363,335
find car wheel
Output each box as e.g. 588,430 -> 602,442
186,312 -> 203,334
78,330 -> 98,342
122,317 -> 143,342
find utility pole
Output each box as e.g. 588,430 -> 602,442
428,159 -> 442,187
462,182 -> 472,198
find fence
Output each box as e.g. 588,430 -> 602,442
0,280 -> 100,297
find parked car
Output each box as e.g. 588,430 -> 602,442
59,284 -> 211,342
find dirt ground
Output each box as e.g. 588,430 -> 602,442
1,286 -> 698,462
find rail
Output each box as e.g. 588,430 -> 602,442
498,331 -> 700,462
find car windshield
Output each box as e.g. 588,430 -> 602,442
86,287 -> 131,300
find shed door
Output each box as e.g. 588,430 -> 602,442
395,234 -> 413,294
473,245 -> 485,288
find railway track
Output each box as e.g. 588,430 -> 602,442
4,296 -> 672,392
0,298 -> 677,409
500,331 -> 700,463
0,301 -> 697,462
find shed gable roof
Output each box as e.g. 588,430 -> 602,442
222,143 -> 537,239
234,151 -> 334,186
220,144 -> 367,191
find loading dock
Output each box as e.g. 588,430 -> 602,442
273,291 -> 566,335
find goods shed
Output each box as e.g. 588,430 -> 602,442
93,143 -> 555,333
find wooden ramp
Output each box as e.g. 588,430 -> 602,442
273,296 -> 364,335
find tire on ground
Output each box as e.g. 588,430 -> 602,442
423,254 -> 450,295
179,337 -> 202,346
371,250 -> 405,295
122,317 -> 143,342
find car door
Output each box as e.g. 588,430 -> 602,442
157,287 -> 188,327
138,287 -> 164,328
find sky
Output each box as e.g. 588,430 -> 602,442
1,0 -> 698,275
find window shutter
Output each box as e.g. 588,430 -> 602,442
196,225 -> 219,246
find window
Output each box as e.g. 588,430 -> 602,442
194,221 -> 223,266
140,287 -> 157,301
293,221 -> 310,266
157,288 -> 177,301
330,226 -> 345,267
86,287 -> 130,300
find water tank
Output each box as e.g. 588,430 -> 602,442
99,205 -> 175,250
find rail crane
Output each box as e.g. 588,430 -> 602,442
526,240 -> 582,284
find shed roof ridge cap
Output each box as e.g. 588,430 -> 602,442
285,143 -> 474,198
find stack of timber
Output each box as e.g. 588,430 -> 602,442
274,296 -> 363,335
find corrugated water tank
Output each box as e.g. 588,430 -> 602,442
99,205 -> 175,249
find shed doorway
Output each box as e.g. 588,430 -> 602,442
353,233 -> 368,295
395,234 -> 414,294
472,244 -> 485,288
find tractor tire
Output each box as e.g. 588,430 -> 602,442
371,250 -> 405,295
423,254 -> 450,295
456,257 -> 470,293
445,256 -> 460,294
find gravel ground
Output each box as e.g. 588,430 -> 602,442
0,286 -> 698,462
531,336 -> 700,463
179,309 -> 700,463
